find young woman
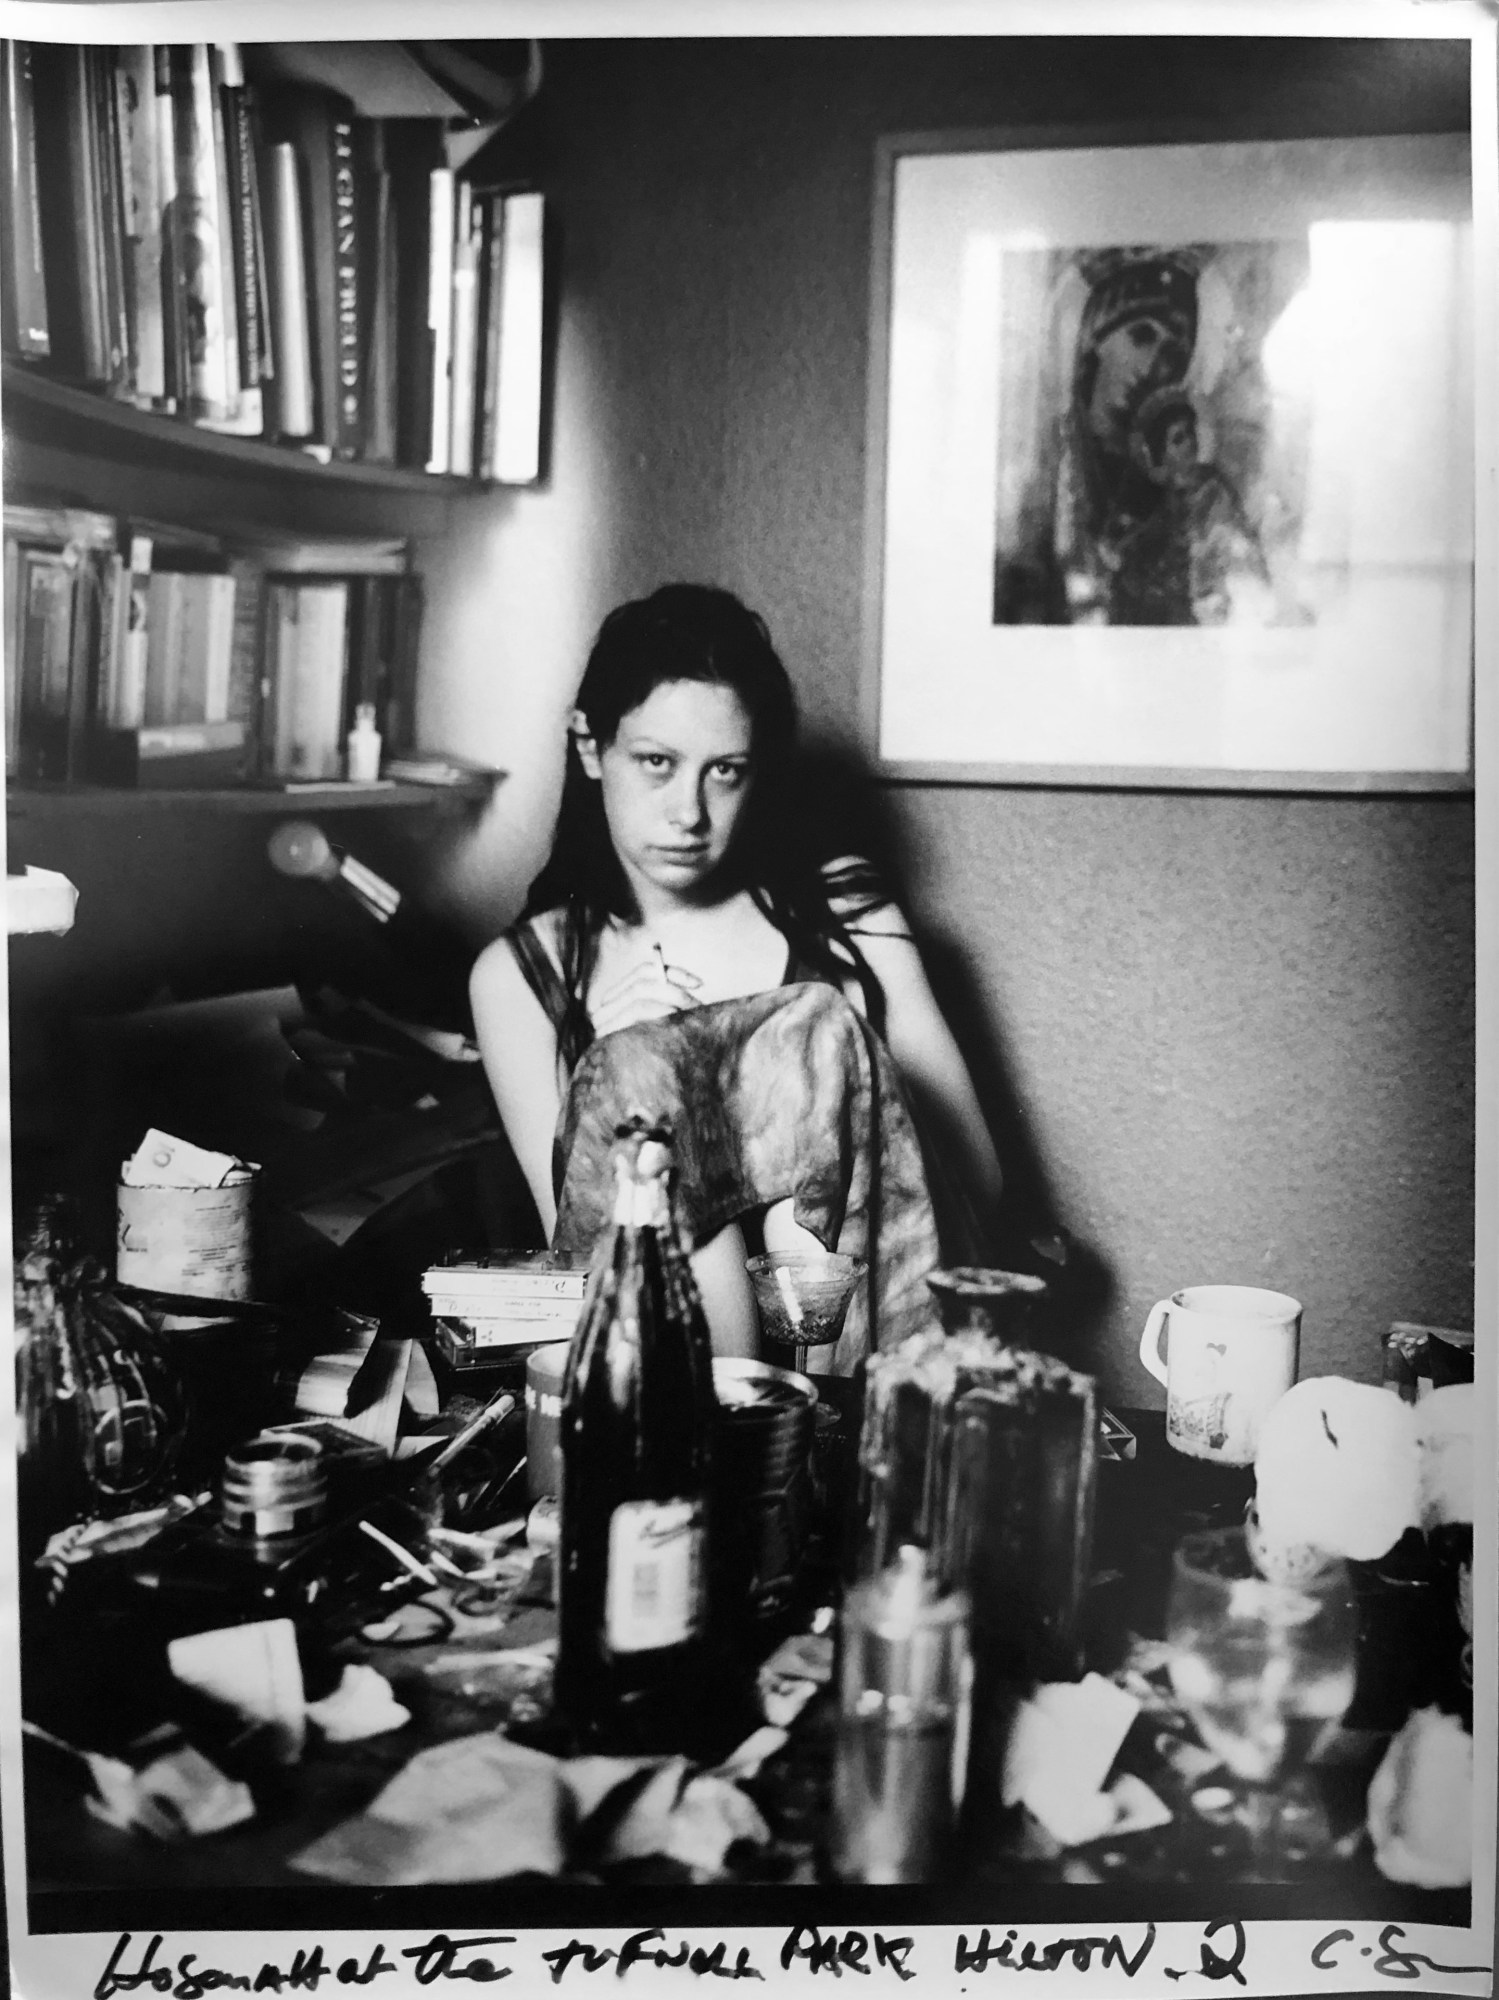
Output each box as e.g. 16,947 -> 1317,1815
469,584 -> 1004,1363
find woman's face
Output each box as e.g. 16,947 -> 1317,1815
576,678 -> 757,914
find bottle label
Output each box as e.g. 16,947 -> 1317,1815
605,1499 -> 705,1653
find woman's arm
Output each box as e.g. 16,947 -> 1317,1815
470,935 -> 565,1240
847,901 -> 1006,1224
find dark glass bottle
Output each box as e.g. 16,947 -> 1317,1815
554,1119 -> 717,1753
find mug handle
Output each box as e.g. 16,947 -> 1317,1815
1139,1299 -> 1171,1387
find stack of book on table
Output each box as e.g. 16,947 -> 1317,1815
3,504 -> 422,784
1,39 -> 546,482
422,1253 -> 589,1372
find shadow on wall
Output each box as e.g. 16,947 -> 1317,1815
793,740 -> 1116,1373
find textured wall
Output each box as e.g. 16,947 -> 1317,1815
424,36 -> 1476,1402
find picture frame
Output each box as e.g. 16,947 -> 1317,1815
861,130 -> 1475,791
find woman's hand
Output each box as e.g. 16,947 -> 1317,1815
589,951 -> 702,1039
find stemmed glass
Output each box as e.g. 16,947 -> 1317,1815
745,1253 -> 865,1377
1166,1524 -> 1357,1877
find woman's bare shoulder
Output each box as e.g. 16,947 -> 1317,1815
471,907 -> 566,1002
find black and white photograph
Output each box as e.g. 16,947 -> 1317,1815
0,8 -> 1493,1998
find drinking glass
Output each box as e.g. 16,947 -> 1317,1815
745,1253 -> 865,1377
1166,1524 -> 1356,1875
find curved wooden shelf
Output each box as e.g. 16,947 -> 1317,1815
6,779 -> 498,818
0,362 -> 482,501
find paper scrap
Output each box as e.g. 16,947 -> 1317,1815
291,1733 -> 567,1884
6,865 -> 79,935
306,1664 -> 411,1743
87,1742 -> 256,1841
121,1128 -> 251,1190
1002,1674 -> 1141,1816
168,1617 -> 306,1765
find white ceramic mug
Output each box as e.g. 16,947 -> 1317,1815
1138,1284 -> 1301,1465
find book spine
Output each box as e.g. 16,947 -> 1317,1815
386,120 -> 442,471
114,47 -> 165,403
263,141 -> 314,439
94,549 -> 127,729
447,182 -> 479,479
203,572 -> 238,723
65,546 -> 108,782
1,43 -> 51,358
476,194 -> 506,481
268,580 -> 349,780
33,45 -> 111,382
492,191 -> 544,483
143,570 -> 181,727
18,548 -> 76,780
425,167 -> 455,474
215,46 -> 265,400
4,532 -> 20,777
172,44 -> 234,423
225,556 -> 265,742
153,45 -> 187,410
354,119 -> 397,465
90,47 -> 131,395
115,532 -> 153,729
198,44 -> 258,436
331,108 -> 362,458
387,572 -> 424,754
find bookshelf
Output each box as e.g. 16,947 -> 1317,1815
2,364 -> 470,511
1,34 -> 544,801
6,778 -> 495,820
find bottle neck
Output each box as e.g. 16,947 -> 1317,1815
611,1158 -> 671,1231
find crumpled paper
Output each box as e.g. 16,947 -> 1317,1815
1367,1706 -> 1472,1888
306,1664 -> 411,1743
291,1731 -> 771,1885
88,1741 -> 256,1841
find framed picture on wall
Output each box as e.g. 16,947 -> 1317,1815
861,131 -> 1475,790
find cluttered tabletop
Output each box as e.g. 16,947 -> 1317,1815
14,1134 -> 1477,1930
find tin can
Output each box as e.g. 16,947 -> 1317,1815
831,1545 -> 970,1883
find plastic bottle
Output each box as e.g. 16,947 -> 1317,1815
346,703 -> 382,783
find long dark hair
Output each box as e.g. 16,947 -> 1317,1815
522,583 -> 886,1071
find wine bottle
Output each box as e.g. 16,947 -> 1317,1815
555,1119 -> 717,1753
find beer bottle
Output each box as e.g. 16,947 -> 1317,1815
554,1119 -> 717,1751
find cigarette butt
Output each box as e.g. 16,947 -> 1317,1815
358,1518 -> 439,1587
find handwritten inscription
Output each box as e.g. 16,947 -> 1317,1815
95,1935 -> 517,1999
542,1932 -> 762,1982
91,1918 -> 1495,1998
955,1926 -> 1156,1978
1310,1926 -> 1492,1984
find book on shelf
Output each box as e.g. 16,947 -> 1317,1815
261,578 -> 350,781
425,165 -> 456,475
490,189 -> 544,484
354,118 -> 398,466
3,503 -> 118,783
384,119 -> 445,473
169,43 -> 236,426
112,44 -> 166,406
0,41 -> 50,360
211,43 -> 268,436
260,136 -> 314,440
92,718 -> 250,788
447,181 -> 481,480
30,45 -> 120,390
258,81 -> 362,459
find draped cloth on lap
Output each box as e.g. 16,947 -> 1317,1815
550,984 -> 941,1374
